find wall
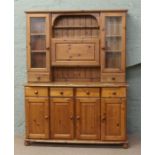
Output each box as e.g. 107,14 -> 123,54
14,0 -> 141,135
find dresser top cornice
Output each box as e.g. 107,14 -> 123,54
25,9 -> 128,13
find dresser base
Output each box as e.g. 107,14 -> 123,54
24,139 -> 129,148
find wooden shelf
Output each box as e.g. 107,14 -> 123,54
54,26 -> 99,29
30,33 -> 46,36
31,50 -> 46,53
105,50 -> 121,52
106,35 -> 122,37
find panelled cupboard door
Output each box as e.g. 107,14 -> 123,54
27,14 -> 50,72
101,98 -> 126,140
100,12 -> 126,73
76,98 -> 100,140
50,98 -> 74,139
25,98 -> 49,139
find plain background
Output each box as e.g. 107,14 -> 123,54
0,0 -> 153,154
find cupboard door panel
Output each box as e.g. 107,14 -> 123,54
101,98 -> 126,140
76,98 -> 100,140
50,98 -> 74,139
25,98 -> 49,139
52,39 -> 99,66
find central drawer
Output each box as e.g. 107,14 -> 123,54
50,88 -> 73,97
76,88 -> 100,97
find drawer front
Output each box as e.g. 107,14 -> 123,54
25,87 -> 48,97
28,72 -> 50,82
101,74 -> 125,83
76,88 -> 100,97
50,88 -> 73,97
102,88 -> 126,97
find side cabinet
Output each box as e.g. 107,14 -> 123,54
101,88 -> 126,141
25,98 -> 49,139
25,87 -> 49,139
26,14 -> 51,82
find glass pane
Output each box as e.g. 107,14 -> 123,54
105,52 -> 121,69
106,37 -> 122,51
30,17 -> 45,33
31,35 -> 46,50
106,17 -> 122,36
31,52 -> 46,68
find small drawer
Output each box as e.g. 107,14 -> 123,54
25,87 -> 48,97
102,88 -> 126,97
76,88 -> 100,97
101,73 -> 125,83
28,72 -> 50,82
50,88 -> 73,97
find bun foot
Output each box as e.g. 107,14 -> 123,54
24,140 -> 31,146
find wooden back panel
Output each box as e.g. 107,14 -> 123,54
53,14 -> 99,38
52,67 -> 100,82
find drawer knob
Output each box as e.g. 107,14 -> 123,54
112,92 -> 116,95
70,116 -> 74,120
116,123 -> 120,127
60,92 -> 64,95
101,117 -> 106,122
34,90 -> 38,94
37,76 -> 41,80
76,116 -> 80,120
86,91 -> 90,95
112,77 -> 116,80
44,115 -> 49,119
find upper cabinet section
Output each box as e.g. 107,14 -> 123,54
27,14 -> 50,71
26,10 -> 127,83
52,14 -> 99,38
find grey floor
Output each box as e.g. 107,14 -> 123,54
15,134 -> 140,155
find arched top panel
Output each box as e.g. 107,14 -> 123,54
53,14 -> 99,38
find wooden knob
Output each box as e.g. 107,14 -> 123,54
76,116 -> 80,120
34,90 -> 38,94
101,117 -> 106,122
46,47 -> 50,50
70,116 -> 74,120
102,47 -> 105,50
60,92 -> 64,95
112,92 -> 116,95
44,115 -> 49,119
86,91 -> 90,95
37,76 -> 41,80
112,77 -> 116,80
116,123 -> 120,127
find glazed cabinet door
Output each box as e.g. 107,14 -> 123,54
76,98 -> 100,140
50,98 -> 74,139
101,98 -> 126,140
100,13 -> 126,73
27,14 -> 50,72
25,98 -> 49,139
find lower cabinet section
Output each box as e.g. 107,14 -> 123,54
25,98 -> 49,139
25,86 -> 127,143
